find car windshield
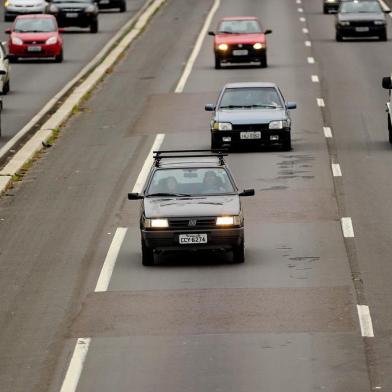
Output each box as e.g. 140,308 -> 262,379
14,18 -> 56,33
52,0 -> 91,3
218,19 -> 262,34
146,168 -> 235,196
340,1 -> 382,13
219,87 -> 283,109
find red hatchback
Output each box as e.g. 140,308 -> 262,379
6,15 -> 64,63
208,17 -> 272,69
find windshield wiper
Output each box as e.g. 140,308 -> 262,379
146,192 -> 192,198
246,104 -> 281,109
220,105 -> 247,109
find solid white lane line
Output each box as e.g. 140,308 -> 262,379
175,0 -> 220,93
95,228 -> 128,292
317,98 -> 325,107
60,338 -> 91,392
297,7 -> 303,12
302,27 -> 309,33
307,56 -> 315,64
357,305 -> 375,337
311,75 -> 319,82
300,16 -> 306,22
305,40 -> 311,47
332,163 -> 342,177
341,217 -> 355,238
132,133 -> 165,193
323,126 -> 333,138
379,0 -> 391,13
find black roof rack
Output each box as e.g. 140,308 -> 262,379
153,149 -> 228,167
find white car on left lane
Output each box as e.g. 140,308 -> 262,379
4,0 -> 48,22
0,43 -> 10,95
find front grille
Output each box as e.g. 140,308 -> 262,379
232,123 -> 269,131
168,217 -> 217,230
25,40 -> 45,44
61,8 -> 83,12
347,21 -> 374,27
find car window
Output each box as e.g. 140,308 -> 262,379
146,168 -> 235,196
218,20 -> 262,34
340,1 -> 382,13
14,18 -> 56,33
219,87 -> 283,109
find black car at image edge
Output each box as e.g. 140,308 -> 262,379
128,150 -> 255,266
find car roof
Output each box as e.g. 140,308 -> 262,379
220,16 -> 259,21
223,82 -> 278,89
15,14 -> 55,19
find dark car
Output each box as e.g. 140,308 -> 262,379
96,0 -> 126,12
335,0 -> 388,41
324,0 -> 341,14
205,82 -> 296,151
48,0 -> 99,33
382,75 -> 392,143
128,150 -> 255,266
208,16 -> 272,69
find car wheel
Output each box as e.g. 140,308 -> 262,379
8,56 -> 17,63
388,115 -> 392,144
214,56 -> 221,70
233,241 -> 245,263
55,50 -> 63,63
336,32 -> 343,42
283,138 -> 292,151
259,53 -> 267,68
2,79 -> 10,94
380,30 -> 387,41
119,1 -> 126,12
323,6 -> 329,14
211,134 -> 220,150
4,15 -> 12,22
141,240 -> 155,266
90,19 -> 98,33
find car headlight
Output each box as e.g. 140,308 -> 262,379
217,43 -> 228,51
213,122 -> 232,131
374,20 -> 386,25
326,0 -> 336,3
269,120 -> 288,130
46,36 -> 57,45
4,1 -> 10,7
11,37 -> 23,46
253,42 -> 265,50
144,218 -> 169,228
85,4 -> 95,12
49,4 -> 58,12
339,21 -> 350,26
216,216 -> 241,226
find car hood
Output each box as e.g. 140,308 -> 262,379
8,0 -> 45,6
216,108 -> 287,124
338,12 -> 385,21
144,195 -> 240,218
12,31 -> 57,40
53,1 -> 90,8
215,33 -> 266,45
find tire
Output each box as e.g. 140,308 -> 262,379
233,241 -> 245,264
119,1 -> 126,12
380,30 -> 387,41
259,53 -> 267,68
388,115 -> 392,144
283,137 -> 292,151
90,19 -> 98,33
336,32 -> 343,42
2,79 -> 9,95
4,15 -> 13,22
214,56 -> 221,69
8,56 -> 17,63
141,240 -> 154,266
54,50 -> 63,63
211,134 -> 220,150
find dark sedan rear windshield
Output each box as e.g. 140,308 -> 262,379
340,1 -> 382,13
219,87 -> 283,109
146,168 -> 235,196
14,18 -> 56,33
218,19 -> 262,34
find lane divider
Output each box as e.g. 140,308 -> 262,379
175,0 -> 220,93
305,40 -> 311,47
297,7 -> 304,13
311,75 -> 319,82
331,163 -> 342,177
317,98 -> 325,107
323,126 -> 333,138
357,305 -> 375,337
302,27 -> 309,34
307,56 -> 315,64
341,217 -> 355,238
299,16 -> 306,22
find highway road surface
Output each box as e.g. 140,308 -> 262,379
1,0 -> 392,391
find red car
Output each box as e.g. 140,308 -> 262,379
6,15 -> 64,63
208,17 -> 272,69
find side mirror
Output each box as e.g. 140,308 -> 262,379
264,29 -> 272,35
205,103 -> 216,111
5,29 -> 11,35
208,31 -> 215,36
239,189 -> 255,197
0,70 -> 6,75
382,76 -> 392,89
128,193 -> 144,200
286,101 -> 297,110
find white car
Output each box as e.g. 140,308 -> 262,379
0,43 -> 10,95
4,0 -> 48,22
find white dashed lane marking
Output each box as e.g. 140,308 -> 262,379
341,217 -> 355,238
300,16 -> 306,22
317,98 -> 325,107
302,27 -> 309,33
311,75 -> 319,82
323,126 -> 333,138
307,57 -> 315,64
332,163 -> 342,177
357,305 -> 375,337
305,40 -> 311,47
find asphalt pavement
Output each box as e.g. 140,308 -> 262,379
1,0 -> 392,390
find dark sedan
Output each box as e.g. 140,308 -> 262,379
96,0 -> 126,12
335,0 -> 388,41
324,0 -> 341,14
48,0 -> 99,33
205,82 -> 296,151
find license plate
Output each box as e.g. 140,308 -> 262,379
179,234 -> 207,244
27,46 -> 42,52
100,0 -> 110,4
232,49 -> 248,56
356,27 -> 369,32
66,12 -> 79,17
240,131 -> 261,139
270,135 -> 279,141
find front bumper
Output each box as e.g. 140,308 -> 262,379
142,227 -> 244,252
215,48 -> 266,64
211,128 -> 291,147
9,43 -> 62,58
336,25 -> 386,37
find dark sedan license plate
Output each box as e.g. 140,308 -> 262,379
179,234 -> 207,244
66,12 -> 79,17
27,46 -> 42,52
356,27 -> 369,32
240,131 -> 261,139
232,49 -> 248,56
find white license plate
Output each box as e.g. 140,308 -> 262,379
270,135 -> 279,141
27,46 -> 42,52
100,0 -> 110,4
240,131 -> 261,139
232,49 -> 248,56
66,12 -> 79,17
356,27 -> 369,32
179,234 -> 207,244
